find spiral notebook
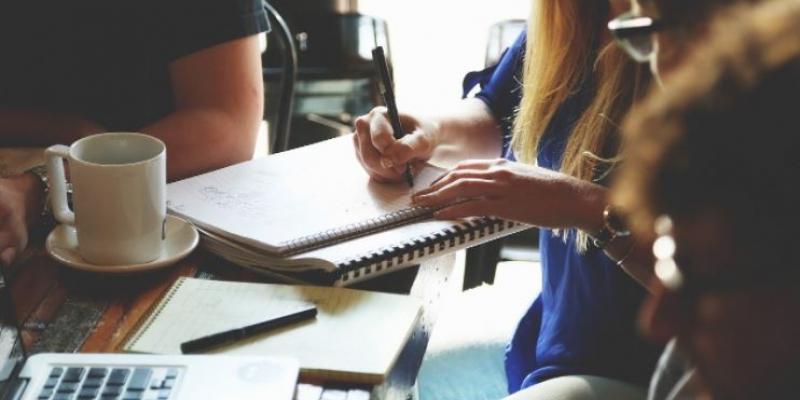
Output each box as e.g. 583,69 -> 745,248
167,135 -> 529,285
123,277 -> 422,384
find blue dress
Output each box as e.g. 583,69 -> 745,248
463,31 -> 662,393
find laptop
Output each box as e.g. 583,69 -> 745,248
0,269 -> 300,400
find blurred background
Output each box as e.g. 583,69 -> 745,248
358,0 -> 529,111
260,0 -> 529,154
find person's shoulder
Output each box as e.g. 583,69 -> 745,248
156,0 -> 269,61
179,0 -> 266,13
509,30 -> 527,56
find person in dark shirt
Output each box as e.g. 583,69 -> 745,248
0,1 -> 270,266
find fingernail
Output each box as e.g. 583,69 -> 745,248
1,248 -> 16,266
380,158 -> 394,169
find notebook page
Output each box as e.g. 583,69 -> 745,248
167,136 -> 444,255
125,278 -> 422,383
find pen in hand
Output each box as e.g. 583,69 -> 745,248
180,305 -> 317,354
372,46 -> 414,188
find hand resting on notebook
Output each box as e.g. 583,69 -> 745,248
351,99 -> 609,238
412,158 -> 607,233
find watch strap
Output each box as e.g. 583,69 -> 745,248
24,164 -> 55,232
592,226 -> 615,249
592,205 -> 630,249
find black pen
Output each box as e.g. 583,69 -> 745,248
180,305 -> 317,354
372,46 -> 414,188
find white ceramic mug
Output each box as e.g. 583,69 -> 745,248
46,132 -> 167,265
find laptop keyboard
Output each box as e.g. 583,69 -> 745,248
38,366 -> 182,400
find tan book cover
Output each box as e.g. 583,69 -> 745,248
123,277 -> 422,384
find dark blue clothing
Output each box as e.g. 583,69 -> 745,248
0,1 -> 270,131
464,31 -> 661,393
462,32 -> 526,159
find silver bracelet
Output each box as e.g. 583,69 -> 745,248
615,240 -> 636,267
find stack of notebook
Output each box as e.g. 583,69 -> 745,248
167,135 -> 529,286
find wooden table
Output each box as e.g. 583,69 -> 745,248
7,244 -> 459,400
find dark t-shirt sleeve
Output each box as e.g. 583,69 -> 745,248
462,30 -> 526,155
159,0 -> 271,61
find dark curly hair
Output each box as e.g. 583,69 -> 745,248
615,1 -> 800,255
637,0 -> 764,29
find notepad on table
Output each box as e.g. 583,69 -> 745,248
166,135 -> 529,285
123,277 -> 422,384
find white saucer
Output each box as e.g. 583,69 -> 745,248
45,215 -> 199,274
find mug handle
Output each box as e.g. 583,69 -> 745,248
45,145 -> 75,225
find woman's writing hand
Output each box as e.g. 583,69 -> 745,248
412,159 -> 605,231
352,107 -> 437,183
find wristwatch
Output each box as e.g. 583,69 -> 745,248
591,205 -> 631,249
24,164 -> 55,231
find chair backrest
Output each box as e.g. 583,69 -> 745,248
485,19 -> 526,67
263,8 -> 390,151
263,1 -> 297,154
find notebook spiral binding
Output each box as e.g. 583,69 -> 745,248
122,277 -> 189,351
336,217 -> 520,283
280,206 -> 435,256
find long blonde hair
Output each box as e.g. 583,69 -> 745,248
512,0 -> 650,250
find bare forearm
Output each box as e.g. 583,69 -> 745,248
426,98 -> 503,165
154,35 -> 263,181
0,108 -> 104,147
142,108 -> 259,181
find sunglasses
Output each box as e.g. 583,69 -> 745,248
608,12 -> 668,63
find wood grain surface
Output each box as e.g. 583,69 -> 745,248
10,243 -> 458,400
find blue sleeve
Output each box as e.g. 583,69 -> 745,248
462,30 -> 526,156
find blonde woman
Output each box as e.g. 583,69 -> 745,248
353,0 -> 659,398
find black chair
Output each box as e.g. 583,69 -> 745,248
262,5 -> 390,152
263,1 -> 297,154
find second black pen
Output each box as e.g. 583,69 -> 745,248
180,305 -> 318,354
